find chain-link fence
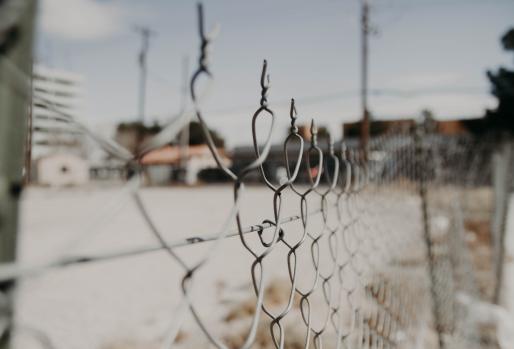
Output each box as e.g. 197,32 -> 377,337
0,2 -> 511,349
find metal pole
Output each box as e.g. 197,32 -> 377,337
360,0 -> 370,160
134,26 -> 154,123
0,0 -> 36,347
178,55 -> 190,176
492,137 -> 513,305
414,121 -> 445,349
24,103 -> 33,185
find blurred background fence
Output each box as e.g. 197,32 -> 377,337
1,1 -> 513,349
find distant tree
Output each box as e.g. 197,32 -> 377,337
316,126 -> 331,143
501,28 -> 514,50
116,121 -> 162,135
343,120 -> 387,138
185,121 -> 225,148
115,121 -> 162,153
420,109 -> 437,132
421,109 -> 434,120
465,28 -> 514,135
369,121 -> 389,136
116,120 -> 225,149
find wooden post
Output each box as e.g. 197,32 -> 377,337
0,1 -> 36,347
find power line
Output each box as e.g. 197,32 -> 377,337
180,86 -> 487,118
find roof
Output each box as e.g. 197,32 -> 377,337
140,144 -> 231,166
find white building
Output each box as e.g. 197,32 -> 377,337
36,153 -> 89,187
31,65 -> 89,185
32,65 -> 85,157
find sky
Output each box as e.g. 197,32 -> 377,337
35,0 -> 514,147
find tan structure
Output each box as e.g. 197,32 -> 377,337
141,144 -> 231,185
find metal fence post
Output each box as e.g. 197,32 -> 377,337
414,120 -> 445,349
0,1 -> 36,348
492,137 -> 513,305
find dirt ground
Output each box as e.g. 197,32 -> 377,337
10,184 -> 504,349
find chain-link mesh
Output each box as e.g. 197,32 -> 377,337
0,3 -> 508,349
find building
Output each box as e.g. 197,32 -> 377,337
35,153 -> 89,187
343,119 -> 416,138
31,65 -> 89,185
140,144 -> 231,185
32,65 -> 86,158
435,120 -> 474,135
342,118 -> 482,138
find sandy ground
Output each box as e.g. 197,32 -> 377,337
12,185 -> 323,349
11,185 -> 427,349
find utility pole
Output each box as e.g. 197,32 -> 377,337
0,1 -> 36,348
134,26 -> 155,124
178,56 -> 190,177
178,56 -> 190,115
360,0 -> 370,160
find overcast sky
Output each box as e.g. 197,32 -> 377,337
35,0 -> 514,146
